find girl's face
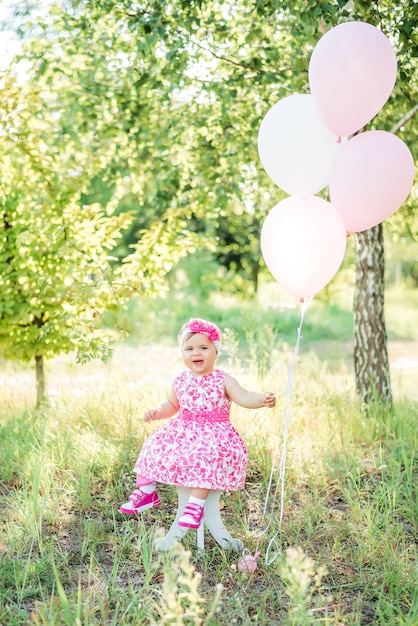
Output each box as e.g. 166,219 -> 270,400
182,333 -> 218,376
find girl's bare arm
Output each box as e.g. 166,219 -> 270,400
144,386 -> 179,422
224,375 -> 276,409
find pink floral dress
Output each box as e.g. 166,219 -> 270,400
134,369 -> 248,491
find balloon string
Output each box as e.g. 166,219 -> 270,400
254,296 -> 312,566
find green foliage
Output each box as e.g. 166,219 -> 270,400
0,0 -> 416,383
114,286 -> 358,350
152,544 -> 221,624
58,0 -> 418,287
280,547 -> 329,625
0,72 -> 134,365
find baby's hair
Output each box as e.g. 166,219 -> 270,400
178,323 -> 192,343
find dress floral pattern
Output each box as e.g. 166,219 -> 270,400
134,369 -> 248,491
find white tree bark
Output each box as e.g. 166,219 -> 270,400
354,224 -> 392,405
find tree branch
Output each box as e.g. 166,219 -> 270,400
189,37 -> 286,79
390,103 -> 418,134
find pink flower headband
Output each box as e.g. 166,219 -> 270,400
179,318 -> 222,354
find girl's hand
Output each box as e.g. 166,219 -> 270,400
262,392 -> 276,408
143,394 -> 179,422
144,408 -> 161,422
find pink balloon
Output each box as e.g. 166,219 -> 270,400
329,131 -> 415,233
309,22 -> 397,136
238,552 -> 260,572
261,196 -> 347,299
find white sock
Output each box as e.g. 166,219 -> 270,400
139,482 -> 157,494
189,495 -> 206,507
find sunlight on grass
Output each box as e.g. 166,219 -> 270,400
0,308 -> 417,625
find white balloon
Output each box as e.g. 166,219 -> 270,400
258,94 -> 344,195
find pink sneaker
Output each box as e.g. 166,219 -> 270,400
119,489 -> 160,515
178,503 -> 204,529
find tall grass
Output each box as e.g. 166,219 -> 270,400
0,294 -> 417,625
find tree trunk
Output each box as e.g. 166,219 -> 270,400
354,224 -> 392,405
35,354 -> 46,408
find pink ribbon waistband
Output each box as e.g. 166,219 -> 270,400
179,409 -> 230,423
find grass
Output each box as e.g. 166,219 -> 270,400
0,290 -> 417,625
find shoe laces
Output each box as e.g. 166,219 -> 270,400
183,502 -> 204,521
129,490 -> 149,506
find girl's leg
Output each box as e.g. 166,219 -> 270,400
136,479 -> 157,493
190,487 -> 210,500
178,488 -> 210,529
